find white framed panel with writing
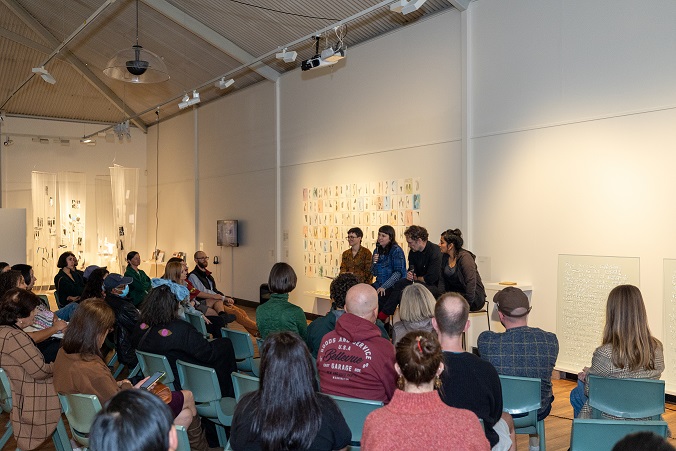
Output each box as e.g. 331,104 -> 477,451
556,254 -> 640,373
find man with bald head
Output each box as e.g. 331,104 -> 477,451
317,283 -> 396,403
434,292 -> 515,451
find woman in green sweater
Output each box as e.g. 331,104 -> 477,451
124,251 -> 151,307
256,263 -> 307,340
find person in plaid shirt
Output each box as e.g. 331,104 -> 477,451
478,287 -> 558,451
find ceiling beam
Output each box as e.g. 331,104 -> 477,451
0,27 -> 53,54
448,0 -> 471,11
0,0 -> 147,132
143,0 -> 279,82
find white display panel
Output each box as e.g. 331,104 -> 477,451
57,172 -> 86,265
556,254 -> 640,373
31,172 -> 57,289
663,259 -> 676,393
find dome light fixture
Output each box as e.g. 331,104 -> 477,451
103,0 -> 169,83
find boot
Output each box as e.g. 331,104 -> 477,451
187,415 -> 210,451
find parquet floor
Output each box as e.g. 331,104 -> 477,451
3,302 -> 676,450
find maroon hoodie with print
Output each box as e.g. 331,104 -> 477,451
317,312 -> 396,403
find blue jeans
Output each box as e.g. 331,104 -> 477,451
55,302 -> 78,321
570,380 -> 587,418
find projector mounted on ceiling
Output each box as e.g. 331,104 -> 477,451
301,32 -> 347,72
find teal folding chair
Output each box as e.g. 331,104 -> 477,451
587,375 -> 665,420
221,329 -> 260,376
58,392 -> 103,448
136,350 -> 177,390
175,360 -> 237,447
231,372 -> 260,402
328,394 -> 383,449
255,337 -> 264,354
185,311 -> 210,338
0,368 -> 14,449
499,375 -> 545,450
175,425 -> 190,451
1,368 -> 71,451
570,419 -> 668,451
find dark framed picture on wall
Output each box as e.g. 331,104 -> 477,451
217,220 -> 239,247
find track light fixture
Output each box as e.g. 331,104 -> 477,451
31,66 -> 56,84
178,90 -> 200,109
215,78 -> 234,90
275,48 -> 297,63
390,0 -> 427,14
80,137 -> 96,145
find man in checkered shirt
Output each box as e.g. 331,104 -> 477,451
478,287 -> 559,451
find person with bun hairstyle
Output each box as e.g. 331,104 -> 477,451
371,225 -> 407,320
362,330 -> 489,450
571,284 -> 664,419
438,229 -> 486,311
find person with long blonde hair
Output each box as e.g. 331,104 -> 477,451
570,284 -> 664,418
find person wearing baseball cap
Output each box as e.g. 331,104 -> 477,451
478,287 -> 558,451
104,273 -> 140,369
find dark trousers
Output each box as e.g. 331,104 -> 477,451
379,279 -> 441,316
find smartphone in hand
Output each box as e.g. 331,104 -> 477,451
140,371 -> 165,391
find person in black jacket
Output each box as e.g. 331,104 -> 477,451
438,229 -> 486,311
103,273 -> 140,369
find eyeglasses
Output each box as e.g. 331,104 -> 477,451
346,236 -> 358,240
196,256 -> 210,260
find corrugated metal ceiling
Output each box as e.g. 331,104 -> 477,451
0,0 -> 457,133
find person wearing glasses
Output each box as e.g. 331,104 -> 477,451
339,227 -> 373,284
187,251 -> 258,336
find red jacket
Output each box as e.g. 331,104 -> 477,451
317,312 -> 396,403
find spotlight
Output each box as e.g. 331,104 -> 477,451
215,77 -> 234,90
275,48 -> 297,63
390,0 -> 427,14
31,66 -> 56,84
178,91 -> 200,109
80,137 -> 95,144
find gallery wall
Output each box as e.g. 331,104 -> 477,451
0,116 -> 148,276
280,10 -> 464,312
470,0 -> 676,354
146,81 -> 277,301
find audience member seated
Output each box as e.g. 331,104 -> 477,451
256,262 -> 307,340
54,251 -> 85,305
434,292 -> 515,450
0,269 -> 67,363
438,229 -> 487,311
478,286 -> 559,436
318,283 -> 396,403
306,273 -> 389,358
13,264 -> 77,320
53,298 -> 208,449
103,273 -> 140,369
362,331 -> 489,450
570,284 -> 664,419
90,389 -> 179,451
340,227 -> 373,284
163,260 -> 230,338
131,285 -> 238,398
80,266 -> 109,301
124,251 -> 152,307
0,262 -> 10,273
391,283 -> 436,345
186,252 -> 257,335
231,332 -> 351,451
371,225 -> 407,321
0,288 -> 62,450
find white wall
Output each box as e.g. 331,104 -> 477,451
470,0 -> 676,342
146,81 -> 277,302
0,116 -> 147,274
281,10 -> 464,312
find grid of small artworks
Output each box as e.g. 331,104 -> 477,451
303,178 -> 421,278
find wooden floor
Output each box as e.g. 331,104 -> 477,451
3,302 -> 676,450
